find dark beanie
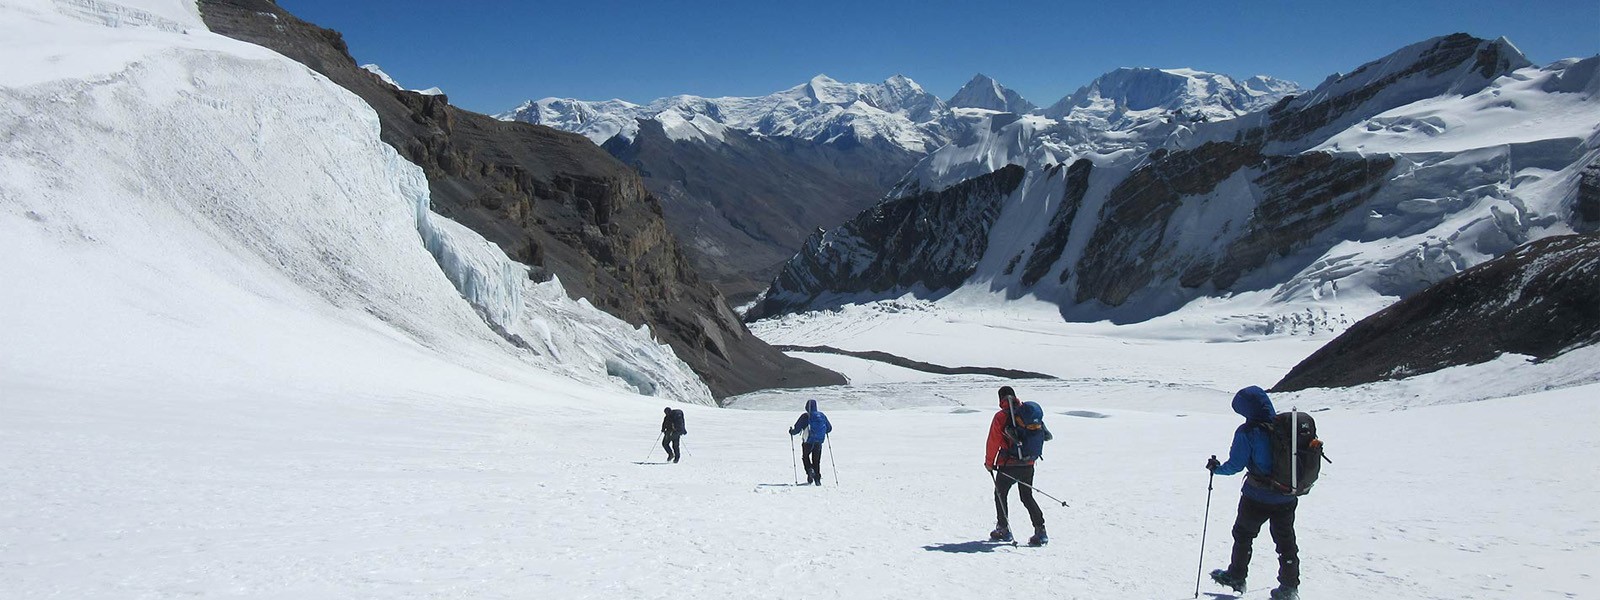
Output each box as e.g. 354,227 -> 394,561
998,386 -> 1015,398
664,407 -> 672,414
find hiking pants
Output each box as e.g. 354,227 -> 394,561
1227,495 -> 1300,588
662,432 -> 681,462
801,442 -> 822,482
993,464 -> 1044,530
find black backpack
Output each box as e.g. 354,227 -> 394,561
1258,410 -> 1326,496
670,409 -> 687,435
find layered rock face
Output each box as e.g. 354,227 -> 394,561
748,165 -> 1027,319
1273,234 -> 1600,391
1074,142 -> 1396,307
199,0 -> 843,398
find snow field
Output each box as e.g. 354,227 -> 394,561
7,352 -> 1595,599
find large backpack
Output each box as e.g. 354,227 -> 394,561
670,409 -> 686,435
1010,401 -> 1053,462
805,410 -> 831,442
1259,410 -> 1325,496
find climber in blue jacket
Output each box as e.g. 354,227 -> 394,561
1207,386 -> 1300,600
788,399 -> 832,485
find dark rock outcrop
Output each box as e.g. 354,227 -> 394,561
199,0 -> 843,398
603,122 -> 921,303
748,165 -> 1027,319
1273,234 -> 1600,392
1021,159 -> 1093,287
1577,157 -> 1600,232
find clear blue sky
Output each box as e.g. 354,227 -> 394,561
277,0 -> 1598,115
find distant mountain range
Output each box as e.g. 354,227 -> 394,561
500,68 -> 1301,301
750,35 -> 1600,333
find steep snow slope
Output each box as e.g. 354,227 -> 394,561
0,0 -> 710,404
501,74 -> 952,153
200,0 -> 841,400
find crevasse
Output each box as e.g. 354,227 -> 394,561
411,194 -> 526,332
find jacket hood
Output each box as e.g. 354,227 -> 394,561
998,389 -> 1019,410
1232,386 -> 1275,422
806,399 -> 818,414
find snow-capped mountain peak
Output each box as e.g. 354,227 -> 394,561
899,67 -> 1302,193
1261,33 -> 1534,152
949,73 -> 1037,113
1045,67 -> 1299,120
500,75 -> 952,153
802,74 -> 854,103
1296,34 -> 1530,110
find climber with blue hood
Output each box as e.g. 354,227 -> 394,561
1206,386 -> 1302,600
788,399 -> 832,485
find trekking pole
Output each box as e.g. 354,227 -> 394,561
1195,456 -> 1217,599
826,436 -> 839,486
987,449 -> 1012,531
987,467 -> 1010,533
645,432 -> 662,462
790,434 -> 799,485
994,470 -> 1070,507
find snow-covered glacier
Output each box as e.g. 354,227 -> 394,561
0,0 -> 711,405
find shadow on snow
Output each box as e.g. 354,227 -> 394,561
921,540 -> 1015,553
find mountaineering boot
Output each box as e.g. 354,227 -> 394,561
1269,586 -> 1298,600
1027,527 -> 1048,546
988,527 -> 1013,543
1209,569 -> 1246,593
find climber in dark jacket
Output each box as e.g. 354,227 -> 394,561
1208,386 -> 1301,600
788,399 -> 832,485
661,407 -> 686,463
